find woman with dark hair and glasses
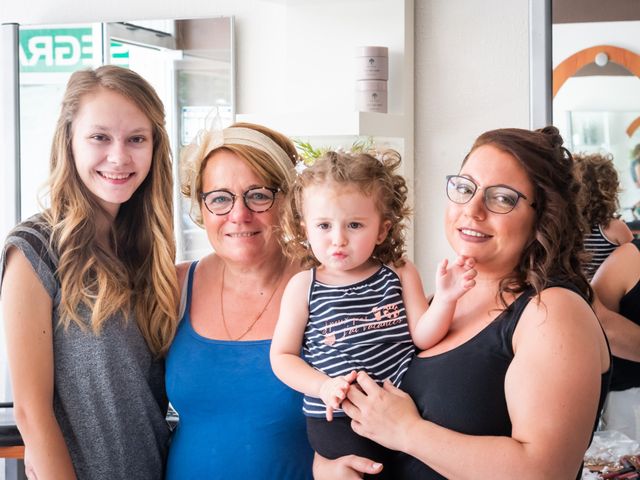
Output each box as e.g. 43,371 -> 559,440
315,126 -> 611,480
164,122 -> 313,479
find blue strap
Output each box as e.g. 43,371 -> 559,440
185,260 -> 199,316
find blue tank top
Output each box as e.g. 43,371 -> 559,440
165,262 -> 313,479
303,264 -> 415,418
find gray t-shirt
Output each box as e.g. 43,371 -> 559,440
1,214 -> 169,479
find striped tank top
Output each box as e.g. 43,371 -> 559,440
584,224 -> 618,280
302,264 -> 415,418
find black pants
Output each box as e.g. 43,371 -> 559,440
307,416 -> 394,477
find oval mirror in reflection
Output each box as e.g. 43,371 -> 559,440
552,2 -> 640,235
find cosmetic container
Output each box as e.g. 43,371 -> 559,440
355,46 -> 388,80
355,80 -> 387,113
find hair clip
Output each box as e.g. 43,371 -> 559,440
295,161 -> 308,174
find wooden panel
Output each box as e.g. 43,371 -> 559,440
553,45 -> 640,97
0,445 -> 25,459
627,116 -> 640,137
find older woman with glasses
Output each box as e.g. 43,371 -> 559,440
164,122 -> 313,479
315,126 -> 611,480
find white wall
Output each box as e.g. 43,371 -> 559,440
0,0 -> 533,288
414,0 -> 530,289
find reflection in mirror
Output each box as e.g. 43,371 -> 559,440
552,3 -> 640,232
17,17 -> 234,261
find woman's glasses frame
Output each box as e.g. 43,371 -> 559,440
201,186 -> 280,216
445,175 -> 536,214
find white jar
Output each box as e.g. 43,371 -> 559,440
355,46 -> 388,81
356,80 -> 387,113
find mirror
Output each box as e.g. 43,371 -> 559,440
551,2 -> 640,229
17,17 -> 234,261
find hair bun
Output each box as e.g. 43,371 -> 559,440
537,125 -> 565,149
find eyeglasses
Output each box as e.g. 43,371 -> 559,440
445,175 -> 535,214
201,186 -> 280,216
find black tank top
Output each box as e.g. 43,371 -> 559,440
389,282 -> 611,480
611,239 -> 640,391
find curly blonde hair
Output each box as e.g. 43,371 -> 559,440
45,65 -> 178,356
282,150 -> 411,268
573,152 -> 622,227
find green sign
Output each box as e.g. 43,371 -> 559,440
19,27 -> 129,73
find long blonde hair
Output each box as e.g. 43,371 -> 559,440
45,65 -> 178,356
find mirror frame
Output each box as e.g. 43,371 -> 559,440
528,0 -> 552,129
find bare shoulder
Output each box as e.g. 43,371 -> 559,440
516,286 -> 606,361
604,218 -> 634,245
389,258 -> 419,280
609,241 -> 640,264
601,242 -> 640,276
280,269 -> 314,315
521,286 -> 594,328
2,246 -> 52,327
2,245 -> 48,295
286,269 -> 314,291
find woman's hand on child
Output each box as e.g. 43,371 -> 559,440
313,452 -> 383,479
343,371 -> 422,452
320,370 -> 357,421
435,256 -> 477,302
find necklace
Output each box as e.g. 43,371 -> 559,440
220,263 -> 285,341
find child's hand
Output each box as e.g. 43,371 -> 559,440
435,256 -> 477,302
320,371 -> 357,421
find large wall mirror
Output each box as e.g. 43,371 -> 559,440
0,14 -> 233,412
17,16 -> 234,261
552,0 -> 640,228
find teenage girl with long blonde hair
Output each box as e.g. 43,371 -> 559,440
1,65 -> 178,479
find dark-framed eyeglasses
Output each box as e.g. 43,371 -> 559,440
200,186 -> 280,216
445,175 -> 536,214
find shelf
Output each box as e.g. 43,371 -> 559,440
235,111 -> 407,138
